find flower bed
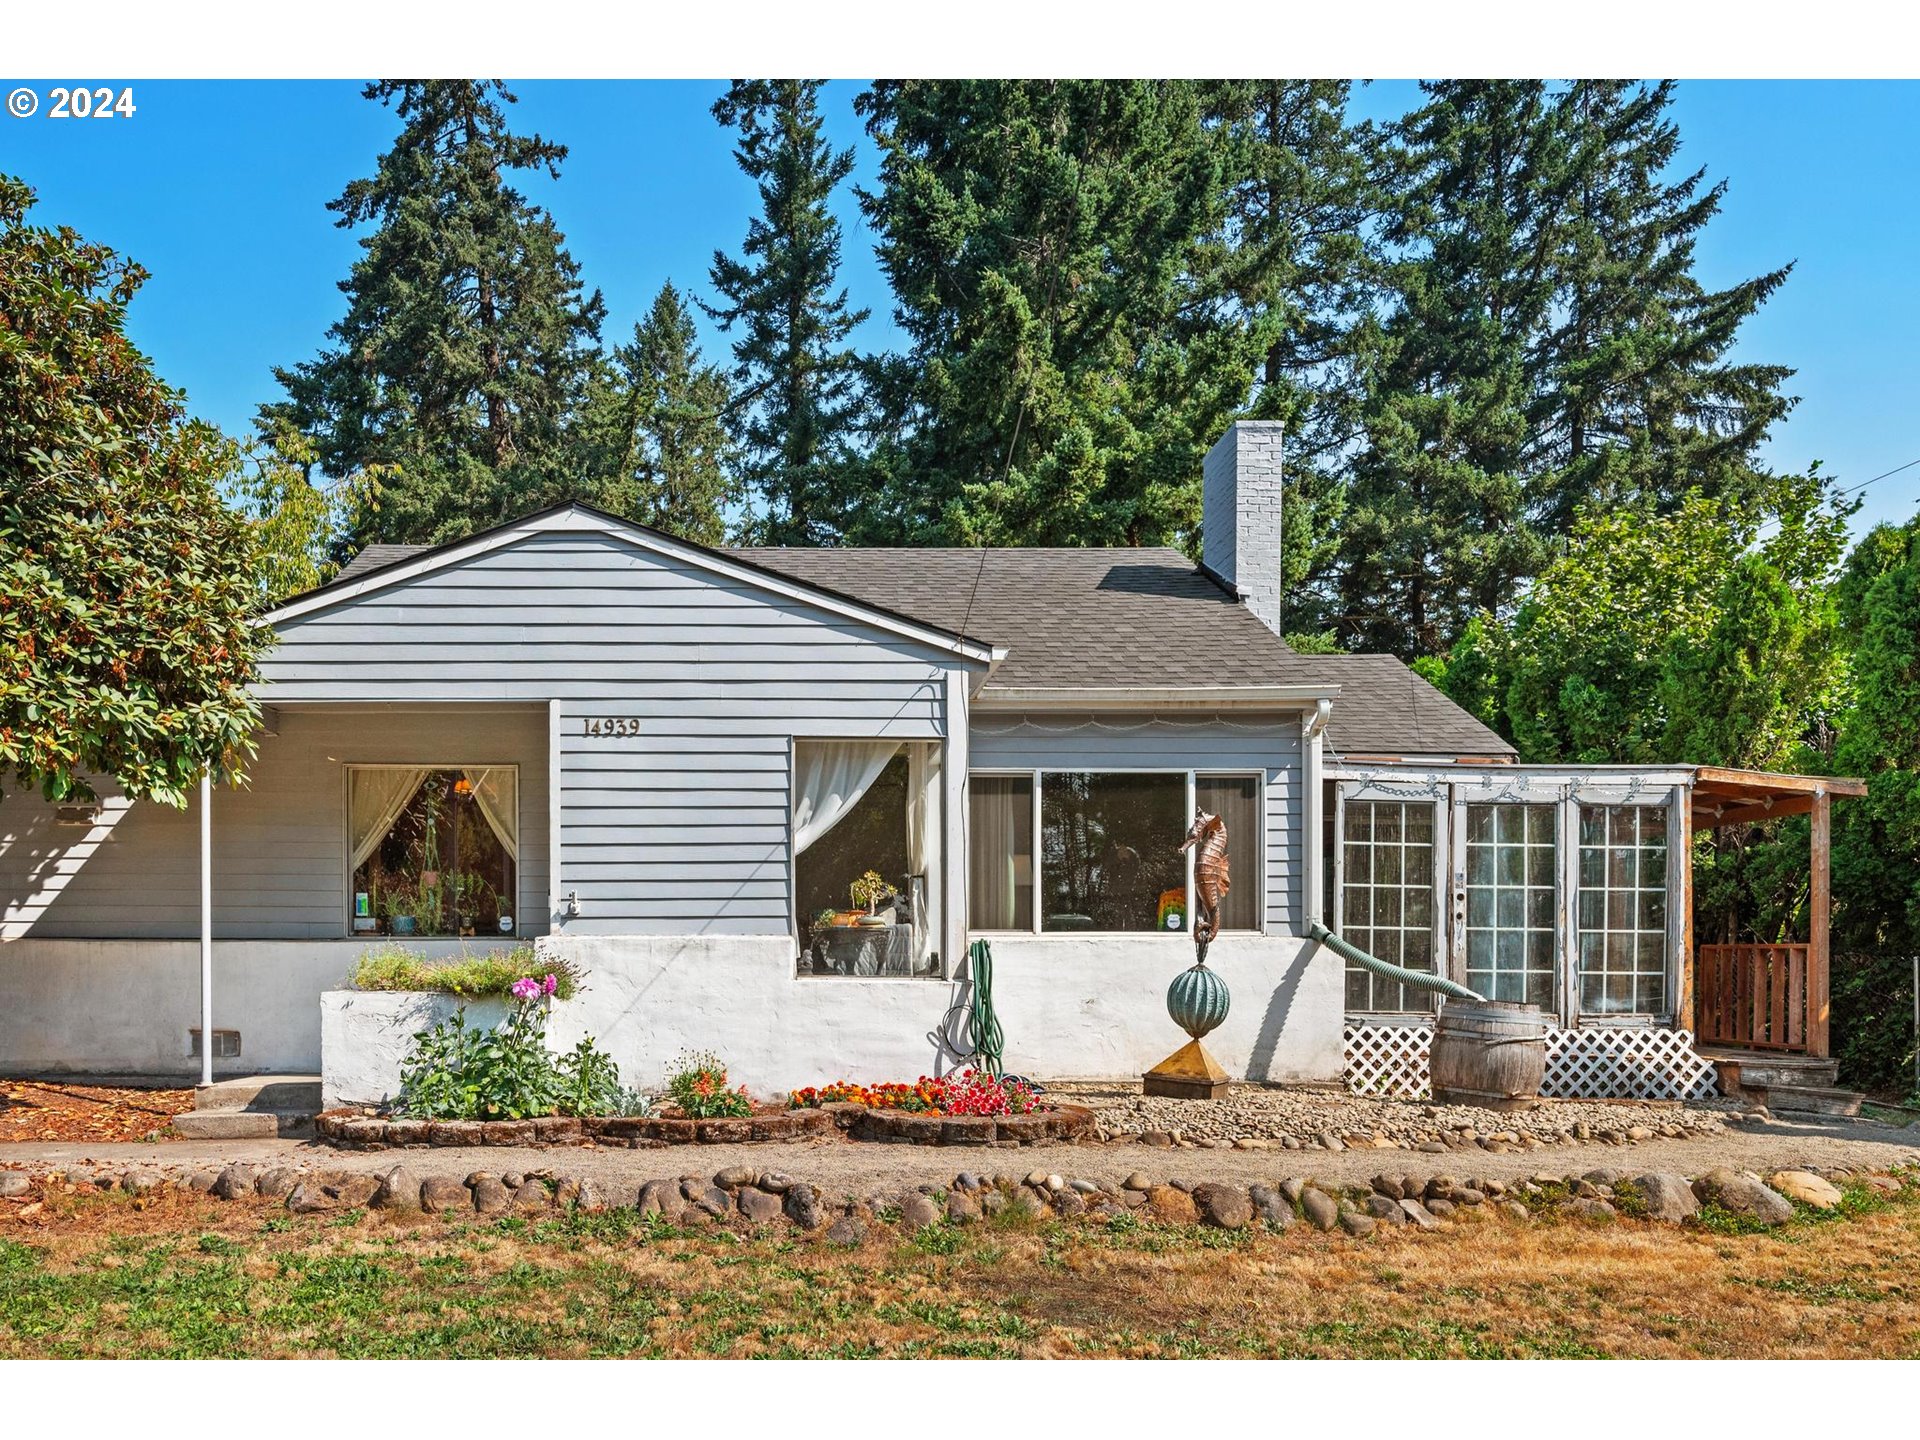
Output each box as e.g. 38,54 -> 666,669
790,1069 -> 1043,1117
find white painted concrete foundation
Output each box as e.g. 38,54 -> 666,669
5,933 -> 1346,1100
0,939 -> 523,1077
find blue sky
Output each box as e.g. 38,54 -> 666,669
6,78 -> 1916,533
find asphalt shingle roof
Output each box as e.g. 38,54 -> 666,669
324,536 -> 1514,759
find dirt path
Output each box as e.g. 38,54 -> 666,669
5,1112 -> 1915,1193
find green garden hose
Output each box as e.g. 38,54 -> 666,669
1307,919 -> 1486,1002
966,938 -> 1006,1075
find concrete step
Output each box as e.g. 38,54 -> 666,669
191,1075 -> 322,1114
171,1109 -> 315,1139
1762,1084 -> 1865,1118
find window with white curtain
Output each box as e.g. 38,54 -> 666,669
793,740 -> 941,977
348,766 -> 518,938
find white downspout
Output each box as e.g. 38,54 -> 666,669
199,768 -> 213,1089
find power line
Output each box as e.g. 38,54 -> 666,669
1834,456 -> 1920,499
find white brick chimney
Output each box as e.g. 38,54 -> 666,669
1201,421 -> 1285,636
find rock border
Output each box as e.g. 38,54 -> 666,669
8,1158 -> 1909,1242
312,1102 -> 1096,1150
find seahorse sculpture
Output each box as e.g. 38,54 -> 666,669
1178,808 -> 1230,963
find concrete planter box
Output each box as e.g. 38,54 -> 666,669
320,990 -> 511,1110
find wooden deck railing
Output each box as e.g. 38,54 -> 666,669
1696,943 -> 1812,1052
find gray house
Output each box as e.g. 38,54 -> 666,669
0,423 -> 1855,1102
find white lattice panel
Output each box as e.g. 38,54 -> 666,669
1344,1023 -> 1720,1102
1541,1026 -> 1719,1101
1343,1023 -> 1432,1098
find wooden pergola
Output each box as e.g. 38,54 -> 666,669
1688,767 -> 1868,1059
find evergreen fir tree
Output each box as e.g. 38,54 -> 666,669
1196,80 -> 1377,608
1532,80 -> 1795,531
268,80 -> 604,552
853,79 -> 1255,548
576,283 -> 739,545
706,80 -> 868,546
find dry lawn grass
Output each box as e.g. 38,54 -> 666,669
2,1179 -> 1917,1358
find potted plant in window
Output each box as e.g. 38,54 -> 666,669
850,870 -> 890,928
386,880 -> 422,937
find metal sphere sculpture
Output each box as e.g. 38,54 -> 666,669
1144,808 -> 1234,1098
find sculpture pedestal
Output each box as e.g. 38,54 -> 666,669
1142,1038 -> 1231,1100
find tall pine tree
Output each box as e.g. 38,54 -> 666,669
269,80 -> 604,552
1531,80 -> 1795,531
575,283 -> 739,545
706,80 -> 868,546
854,80 -> 1262,548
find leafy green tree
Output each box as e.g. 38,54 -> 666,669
853,80 -> 1257,548
1452,473 -> 1851,768
576,283 -> 739,544
222,423 -> 341,606
0,176 -> 264,806
269,80 -> 604,552
706,80 -> 867,546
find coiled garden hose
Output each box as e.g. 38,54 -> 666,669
1307,919 -> 1486,1002
966,938 -> 1006,1075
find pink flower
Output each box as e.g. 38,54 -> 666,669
510,977 -> 540,1001
542,973 -> 558,996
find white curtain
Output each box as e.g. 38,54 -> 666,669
463,767 -> 518,860
906,743 -> 942,970
793,740 -> 900,855
349,768 -> 429,871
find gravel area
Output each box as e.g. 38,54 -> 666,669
1056,1082 -> 1736,1153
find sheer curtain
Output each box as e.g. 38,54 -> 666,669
793,741 -> 901,855
349,768 -> 429,871
463,767 -> 518,860
968,775 -> 1033,930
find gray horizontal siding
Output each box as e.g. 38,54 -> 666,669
968,714 -> 1304,932
259,530 -> 973,937
1,707 -> 549,941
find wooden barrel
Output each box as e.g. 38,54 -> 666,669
1429,1000 -> 1548,1111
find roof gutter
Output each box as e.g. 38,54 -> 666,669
973,684 -> 1339,712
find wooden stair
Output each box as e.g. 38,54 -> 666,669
1699,1049 -> 1865,1118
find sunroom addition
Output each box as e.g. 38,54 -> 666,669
1329,762 -> 1865,1101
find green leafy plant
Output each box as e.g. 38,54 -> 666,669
665,1050 -> 754,1119
849,870 -> 888,911
350,945 -> 582,1001
554,1035 -> 624,1117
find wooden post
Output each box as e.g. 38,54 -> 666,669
1809,786 -> 1832,1059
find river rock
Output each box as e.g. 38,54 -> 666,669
211,1164 -> 259,1201
784,1183 -> 826,1230
1769,1171 -> 1843,1210
1192,1183 -> 1253,1230
1364,1193 -> 1405,1223
469,1177 -> 512,1215
1692,1169 -> 1793,1225
511,1179 -> 551,1211
1249,1183 -> 1293,1229
1146,1184 -> 1198,1225
1301,1187 -> 1340,1231
1625,1173 -> 1698,1222
900,1193 -> 941,1229
946,1190 -> 981,1225
371,1165 -> 423,1210
714,1166 -> 757,1190
254,1168 -> 299,1201
1123,1171 -> 1153,1192
120,1170 -> 164,1195
757,1171 -> 796,1194
738,1187 -> 784,1223
825,1215 -> 866,1247
419,1175 -> 471,1213
1336,1206 -> 1376,1237
1399,1198 -> 1441,1229
0,1173 -> 31,1198
1563,1198 -> 1613,1220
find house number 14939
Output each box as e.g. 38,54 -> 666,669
581,717 -> 642,738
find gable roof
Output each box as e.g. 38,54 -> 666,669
266,505 -> 1002,666
314,530 -> 1514,759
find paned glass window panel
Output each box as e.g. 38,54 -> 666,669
1576,803 -> 1670,1014
1339,799 -> 1436,1012
1040,773 -> 1187,932
1462,803 -> 1556,1007
1196,774 -> 1262,931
